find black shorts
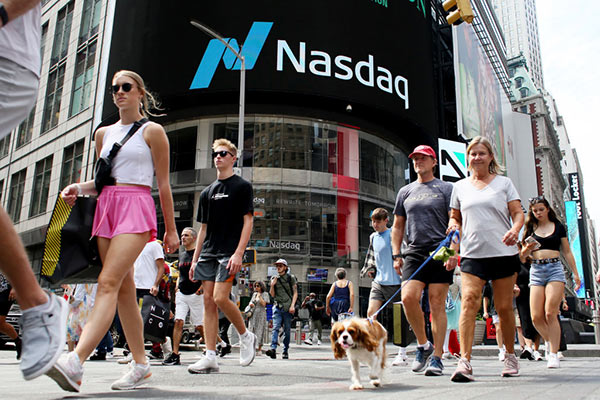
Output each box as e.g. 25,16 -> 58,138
0,290 -> 13,316
402,247 -> 453,285
460,255 -> 520,282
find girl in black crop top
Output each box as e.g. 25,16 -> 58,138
520,196 -> 580,367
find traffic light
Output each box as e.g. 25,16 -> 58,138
443,0 -> 475,25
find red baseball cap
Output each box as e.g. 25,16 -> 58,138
409,145 -> 437,160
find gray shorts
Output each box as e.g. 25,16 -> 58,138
194,256 -> 236,283
369,281 -> 402,303
0,57 -> 39,139
529,261 -> 566,286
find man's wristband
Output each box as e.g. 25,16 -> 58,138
392,254 -> 403,260
0,3 -> 9,27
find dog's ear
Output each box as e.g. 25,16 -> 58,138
330,324 -> 346,359
333,341 -> 347,359
356,322 -> 378,352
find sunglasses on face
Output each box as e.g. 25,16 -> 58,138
212,150 -> 234,158
529,196 -> 545,204
111,83 -> 134,94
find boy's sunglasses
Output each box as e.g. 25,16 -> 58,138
212,150 -> 234,158
112,83 -> 134,94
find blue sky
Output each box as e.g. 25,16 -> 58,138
537,1 -> 600,227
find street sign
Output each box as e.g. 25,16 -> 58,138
438,138 -> 467,182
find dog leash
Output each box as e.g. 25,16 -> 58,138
366,230 -> 460,324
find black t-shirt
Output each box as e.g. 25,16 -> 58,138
197,174 -> 253,257
306,299 -> 324,320
178,249 -> 201,295
532,221 -> 567,251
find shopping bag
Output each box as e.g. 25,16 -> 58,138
392,301 -> 415,346
41,196 -> 101,285
141,295 -> 170,342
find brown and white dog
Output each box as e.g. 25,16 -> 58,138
331,317 -> 387,390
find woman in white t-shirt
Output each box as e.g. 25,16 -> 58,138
445,136 -> 524,382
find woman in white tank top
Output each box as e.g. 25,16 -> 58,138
57,70 -> 179,391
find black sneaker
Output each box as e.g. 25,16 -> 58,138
219,344 -> 232,358
15,337 -> 22,360
282,352 -> 289,359
265,349 -> 276,359
519,349 -> 533,360
148,350 -> 164,360
162,352 -> 181,366
89,352 -> 106,361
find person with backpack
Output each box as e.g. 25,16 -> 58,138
266,259 -> 298,359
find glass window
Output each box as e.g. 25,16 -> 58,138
253,117 -> 282,168
79,0 -> 102,44
30,156 -> 54,217
514,76 -> 523,88
0,179 -> 4,206
70,41 -> 97,116
40,23 -> 48,65
519,87 -> 529,98
0,134 -> 10,159
15,107 -> 35,149
168,126 -> 197,172
50,1 -> 74,66
7,169 -> 27,223
42,64 -> 66,133
60,140 -> 84,189
212,118 -> 254,166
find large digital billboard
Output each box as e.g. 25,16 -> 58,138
103,0 -> 438,137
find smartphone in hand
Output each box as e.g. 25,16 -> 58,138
524,236 -> 541,250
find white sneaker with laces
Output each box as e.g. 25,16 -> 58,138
547,353 -> 560,369
188,356 -> 219,374
498,348 -> 506,362
111,360 -> 151,390
118,353 -> 133,364
304,338 -> 313,345
392,352 -> 408,366
533,350 -> 543,361
46,351 -> 83,392
239,332 -> 257,366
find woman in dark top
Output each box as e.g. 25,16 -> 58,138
520,196 -> 580,369
326,268 -> 354,322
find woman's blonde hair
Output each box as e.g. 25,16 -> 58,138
112,70 -> 164,118
466,136 -> 505,175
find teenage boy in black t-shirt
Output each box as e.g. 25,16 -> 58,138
188,139 -> 255,374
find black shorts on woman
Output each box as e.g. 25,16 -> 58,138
460,254 -> 520,281
402,246 -> 454,284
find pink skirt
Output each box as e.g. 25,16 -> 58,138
92,186 -> 157,240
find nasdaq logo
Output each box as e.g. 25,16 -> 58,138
190,22 -> 273,89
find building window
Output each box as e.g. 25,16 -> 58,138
519,87 -> 530,98
15,107 -> 35,149
7,169 -> 27,223
42,64 -> 66,133
0,179 -> 4,206
515,77 -> 523,88
70,42 -> 97,116
40,23 -> 48,65
0,134 -> 10,159
30,156 -> 53,217
79,0 -> 102,44
60,140 -> 84,189
520,105 -> 527,113
50,2 -> 74,66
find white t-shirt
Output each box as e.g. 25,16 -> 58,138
0,5 -> 41,77
450,175 -> 521,258
133,241 -> 164,289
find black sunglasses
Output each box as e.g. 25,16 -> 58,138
212,150 -> 234,158
529,196 -> 545,204
111,83 -> 134,94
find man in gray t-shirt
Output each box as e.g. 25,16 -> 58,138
391,145 -> 454,376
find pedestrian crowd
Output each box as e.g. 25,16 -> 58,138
0,2 -> 597,393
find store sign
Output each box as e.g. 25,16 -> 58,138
438,138 -> 467,182
568,173 -> 583,220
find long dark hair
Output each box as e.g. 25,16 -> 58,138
523,197 -> 561,238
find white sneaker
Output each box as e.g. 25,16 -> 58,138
188,356 -> 219,374
46,352 -> 83,392
20,293 -> 69,380
498,349 -> 506,362
239,332 -> 257,366
533,350 -> 543,361
547,353 -> 560,369
557,351 -> 564,359
392,352 -> 408,366
304,339 -> 313,345
111,360 -> 151,390
161,337 -> 172,355
106,351 -> 114,359
118,353 -> 133,364
317,340 -> 322,346
442,352 -> 451,360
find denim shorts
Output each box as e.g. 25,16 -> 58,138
529,261 -> 566,286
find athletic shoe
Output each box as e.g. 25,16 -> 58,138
111,360 -> 151,390
317,340 -> 322,346
442,352 -> 451,360
118,353 -> 133,364
501,353 -> 520,377
547,353 -> 560,369
89,352 -> 106,361
106,351 -> 114,359
240,333 -> 257,366
498,348 -> 506,362
533,350 -> 543,361
557,351 -> 564,359
15,337 -> 22,360
412,344 -> 434,372
519,348 -> 533,360
20,293 -> 68,380
282,352 -> 289,359
162,352 -> 181,366
219,344 -> 232,358
304,339 -> 313,345
46,352 -> 83,392
161,337 -> 172,355
392,352 -> 408,366
188,357 -> 219,374
424,356 -> 444,376
450,358 -> 474,382
148,350 -> 163,360
265,349 -> 276,359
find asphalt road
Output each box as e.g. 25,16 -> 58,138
1,343 -> 599,399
